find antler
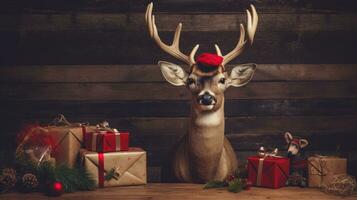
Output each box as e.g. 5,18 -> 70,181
145,2 -> 199,66
215,5 -> 258,66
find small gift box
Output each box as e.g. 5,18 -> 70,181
81,148 -> 147,187
84,130 -> 129,152
247,155 -> 290,188
308,155 -> 347,187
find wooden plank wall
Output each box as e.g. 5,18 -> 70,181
0,0 -> 357,182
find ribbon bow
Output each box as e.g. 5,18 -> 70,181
257,146 -> 280,158
105,166 -> 123,181
50,114 -> 87,127
111,166 -> 122,180
96,121 -> 118,133
255,146 -> 282,186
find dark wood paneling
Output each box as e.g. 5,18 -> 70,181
1,81 -> 356,100
1,13 -> 357,32
2,116 -> 357,137
2,99 -> 357,118
0,12 -> 357,64
1,0 -> 357,13
1,30 -> 357,65
1,64 -> 357,83
227,132 -> 357,151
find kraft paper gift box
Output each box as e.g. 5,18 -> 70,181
308,155 -> 347,187
81,148 -> 147,187
247,156 -> 290,188
84,130 -> 129,152
42,125 -> 97,168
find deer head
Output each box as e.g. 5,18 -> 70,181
145,3 -> 258,112
285,132 -> 309,157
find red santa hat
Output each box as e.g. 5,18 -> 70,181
194,53 -> 223,75
196,53 -> 223,67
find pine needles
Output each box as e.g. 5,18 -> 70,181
14,154 -> 96,193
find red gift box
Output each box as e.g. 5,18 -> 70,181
247,156 -> 289,188
84,130 -> 129,152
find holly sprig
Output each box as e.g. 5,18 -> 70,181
203,169 -> 250,193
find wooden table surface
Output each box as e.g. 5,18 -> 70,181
2,183 -> 357,200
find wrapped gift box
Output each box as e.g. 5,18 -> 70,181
81,148 -> 147,187
247,156 -> 290,188
84,130 -> 129,152
42,125 -> 97,167
44,125 -> 89,168
308,155 -> 347,187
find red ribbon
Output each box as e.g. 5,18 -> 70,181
98,153 -> 104,188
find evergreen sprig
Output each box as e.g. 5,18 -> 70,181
104,168 -> 115,181
56,165 -> 95,192
203,169 -> 247,193
14,155 -> 95,193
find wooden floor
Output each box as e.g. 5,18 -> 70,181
2,184 -> 357,200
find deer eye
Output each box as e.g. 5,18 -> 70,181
219,78 -> 226,84
187,78 -> 195,85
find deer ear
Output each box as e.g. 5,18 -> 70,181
284,132 -> 293,144
158,61 -> 188,86
299,139 -> 309,148
228,63 -> 256,87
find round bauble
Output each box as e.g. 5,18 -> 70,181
46,181 -> 64,197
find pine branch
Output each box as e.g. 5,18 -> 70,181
104,169 -> 115,181
55,165 -> 96,192
76,166 -> 96,191
14,155 -> 95,193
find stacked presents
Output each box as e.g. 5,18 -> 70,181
81,124 -> 147,187
17,115 -> 147,188
246,132 -> 348,190
247,152 -> 347,189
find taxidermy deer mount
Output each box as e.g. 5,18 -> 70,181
145,2 -> 258,183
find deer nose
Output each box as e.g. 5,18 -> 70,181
199,93 -> 214,105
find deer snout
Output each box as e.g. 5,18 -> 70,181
198,92 -> 216,106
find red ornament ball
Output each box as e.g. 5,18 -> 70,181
46,181 -> 64,197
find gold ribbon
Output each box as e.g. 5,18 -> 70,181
91,130 -> 122,151
255,146 -> 282,186
256,157 -> 265,186
257,146 -> 279,158
96,120 -> 116,132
